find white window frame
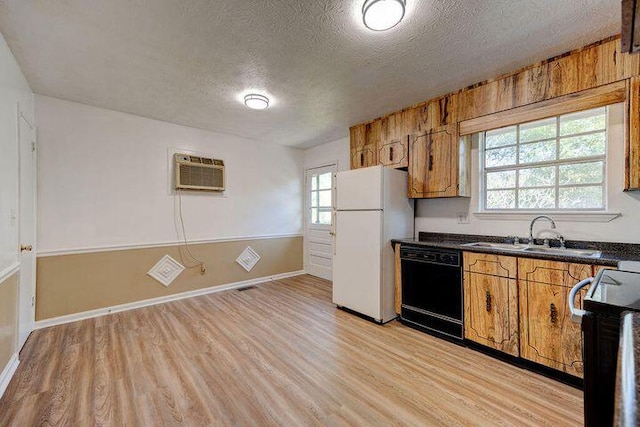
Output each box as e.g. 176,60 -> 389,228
480,107 -> 609,212
308,168 -> 334,226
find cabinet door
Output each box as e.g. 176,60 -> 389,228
349,125 -> 367,169
379,136 -> 409,169
408,129 -> 458,198
626,76 -> 640,190
351,145 -> 377,169
518,259 -> 593,377
463,253 -> 519,356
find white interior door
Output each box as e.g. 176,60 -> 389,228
305,165 -> 336,280
18,108 -> 36,348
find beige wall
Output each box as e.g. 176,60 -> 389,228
36,236 -> 302,320
0,273 -> 18,371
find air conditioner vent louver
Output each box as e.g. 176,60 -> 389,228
175,153 -> 225,192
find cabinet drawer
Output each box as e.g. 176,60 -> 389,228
463,252 -> 517,279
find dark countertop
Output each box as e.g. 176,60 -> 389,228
392,232 -> 640,267
614,312 -> 640,427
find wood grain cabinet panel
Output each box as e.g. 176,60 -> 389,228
463,253 -> 519,356
463,253 -> 517,278
626,76 -> 640,190
517,259 -> 594,378
351,145 -> 377,169
379,136 -> 409,169
408,129 -> 470,198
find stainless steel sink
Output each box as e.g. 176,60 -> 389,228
521,246 -> 602,258
461,242 -> 528,251
461,242 -> 602,258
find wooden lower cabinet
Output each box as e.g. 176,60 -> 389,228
463,253 -> 519,356
518,259 -> 593,378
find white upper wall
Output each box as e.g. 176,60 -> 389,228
303,137 -> 350,172
36,96 -> 304,253
415,103 -> 640,244
0,32 -> 34,273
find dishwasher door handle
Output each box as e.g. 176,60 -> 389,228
568,277 -> 593,323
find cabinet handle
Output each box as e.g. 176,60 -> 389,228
428,133 -> 434,171
485,291 -> 492,312
550,303 -> 558,324
389,146 -> 394,161
360,153 -> 364,166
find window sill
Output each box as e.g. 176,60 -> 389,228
472,211 -> 621,223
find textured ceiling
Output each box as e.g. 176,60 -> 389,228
0,0 -> 620,148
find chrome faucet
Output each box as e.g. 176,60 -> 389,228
529,215 -> 556,245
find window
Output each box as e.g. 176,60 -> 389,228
309,171 -> 333,225
482,106 -> 607,211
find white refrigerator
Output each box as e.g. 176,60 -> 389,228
332,165 -> 414,323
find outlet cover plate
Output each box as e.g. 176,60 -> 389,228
236,246 -> 261,272
147,255 -> 185,287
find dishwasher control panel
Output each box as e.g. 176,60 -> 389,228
400,247 -> 460,267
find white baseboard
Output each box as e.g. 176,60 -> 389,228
0,353 -> 19,400
35,270 -> 306,329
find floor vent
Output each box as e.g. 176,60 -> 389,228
237,285 -> 257,292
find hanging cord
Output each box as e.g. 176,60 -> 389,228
176,190 -> 206,274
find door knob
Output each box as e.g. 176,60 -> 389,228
20,244 -> 33,252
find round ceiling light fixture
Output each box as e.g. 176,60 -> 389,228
244,93 -> 270,110
362,0 -> 406,31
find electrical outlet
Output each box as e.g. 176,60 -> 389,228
457,212 -> 470,224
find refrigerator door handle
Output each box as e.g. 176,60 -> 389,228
568,277 -> 593,323
331,210 -> 337,255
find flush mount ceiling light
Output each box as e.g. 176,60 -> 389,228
244,93 -> 270,110
362,0 -> 406,31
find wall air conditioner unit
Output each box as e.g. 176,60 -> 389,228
174,153 -> 225,191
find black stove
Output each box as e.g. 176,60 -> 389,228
580,269 -> 640,427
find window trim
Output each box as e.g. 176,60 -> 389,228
480,107 -> 609,212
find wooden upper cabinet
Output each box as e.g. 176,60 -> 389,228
463,253 -> 519,356
377,111 -> 409,169
412,94 -> 458,134
349,124 -> 378,169
626,76 -> 640,190
408,128 -> 470,198
518,259 -> 594,378
379,135 -> 409,168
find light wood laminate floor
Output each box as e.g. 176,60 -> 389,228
0,274 -> 583,426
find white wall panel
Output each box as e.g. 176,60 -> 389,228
36,96 -> 304,252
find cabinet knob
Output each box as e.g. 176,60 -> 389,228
485,291 -> 492,312
389,146 -> 394,161
20,244 -> 33,252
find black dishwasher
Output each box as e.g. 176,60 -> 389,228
400,246 -> 463,340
